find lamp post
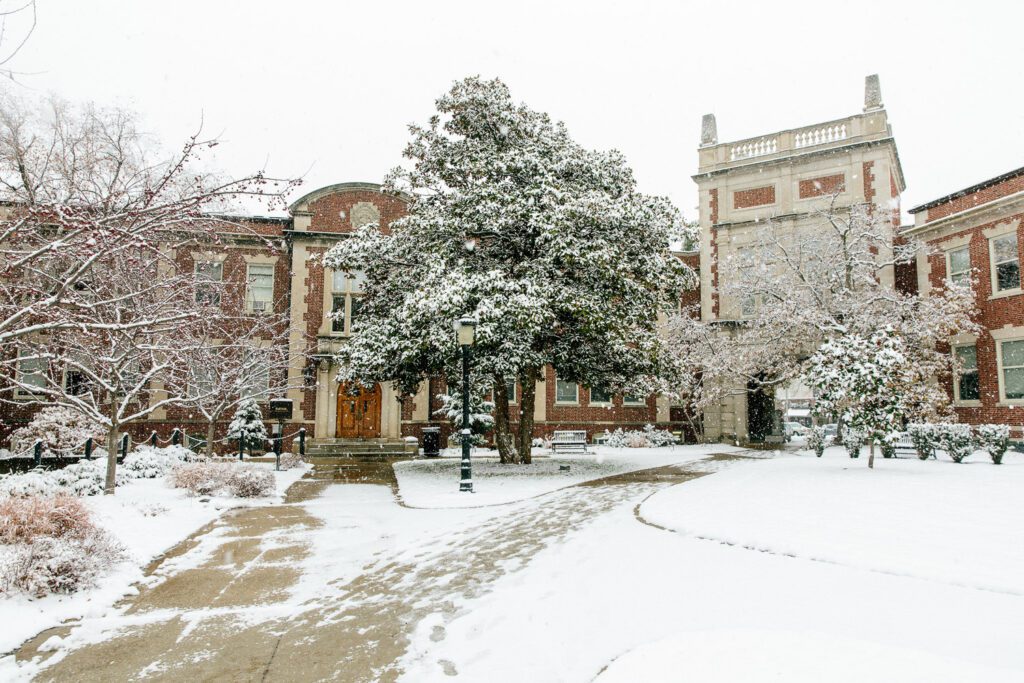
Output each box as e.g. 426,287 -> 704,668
454,316 -> 477,492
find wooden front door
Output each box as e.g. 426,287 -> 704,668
336,383 -> 381,438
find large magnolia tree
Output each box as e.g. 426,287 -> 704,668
325,76 -> 694,463
662,195 -> 977,437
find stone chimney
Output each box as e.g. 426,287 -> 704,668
700,113 -> 718,147
863,74 -> 883,112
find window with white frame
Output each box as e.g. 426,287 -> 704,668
195,260 -> 224,306
990,233 -> 1020,292
555,377 -> 579,404
589,385 -> 613,404
623,393 -> 646,406
504,378 -> 517,404
1000,339 -> 1024,400
16,352 -> 46,394
246,264 -> 274,313
953,344 -> 980,402
240,348 -> 271,400
331,270 -> 365,334
947,246 -> 971,285
188,364 -> 216,399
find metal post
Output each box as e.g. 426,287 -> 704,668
299,427 -> 306,457
171,428 -> 181,446
84,437 -> 93,460
459,343 -> 473,492
120,434 -> 129,462
238,434 -> 245,461
274,420 -> 283,471
150,431 -> 158,447
33,439 -> 42,468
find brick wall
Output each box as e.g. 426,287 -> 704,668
862,161 -> 876,203
799,174 -> 845,198
308,190 -> 406,234
926,174 -> 1024,222
708,189 -> 720,316
924,213 -> 1024,432
733,185 -> 775,209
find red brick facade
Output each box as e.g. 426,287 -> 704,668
733,185 -> 775,209
911,169 -> 1024,437
798,173 -> 845,198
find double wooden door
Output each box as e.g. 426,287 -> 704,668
336,383 -> 381,438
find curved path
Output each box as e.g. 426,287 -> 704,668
14,454 -> 748,682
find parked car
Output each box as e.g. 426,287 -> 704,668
784,421 -> 808,437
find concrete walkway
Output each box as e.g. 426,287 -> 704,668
15,455 -> 748,682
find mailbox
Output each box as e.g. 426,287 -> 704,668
268,398 -> 293,420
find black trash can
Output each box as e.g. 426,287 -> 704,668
422,427 -> 441,458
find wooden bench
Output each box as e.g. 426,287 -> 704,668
892,431 -> 917,458
551,430 -> 589,454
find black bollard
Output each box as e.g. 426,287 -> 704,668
171,428 -> 181,446
238,435 -> 245,461
84,437 -> 93,460
299,427 -> 306,457
150,431 -> 158,447
33,440 -> 42,468
120,434 -> 129,462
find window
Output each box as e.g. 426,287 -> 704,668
188,364 -> 216,399
1001,339 -> 1024,401
589,386 -> 613,404
954,345 -> 980,402
741,294 -> 759,318
555,377 -> 578,404
990,234 -> 1020,292
623,394 -> 646,406
504,378 -> 517,404
16,352 -> 46,394
195,260 -> 223,306
240,348 -> 271,400
331,270 -> 365,334
947,246 -> 971,285
246,264 -> 274,313
64,370 -> 91,397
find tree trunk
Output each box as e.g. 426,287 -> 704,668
104,423 -> 119,495
868,439 -> 875,469
516,367 -> 539,465
206,420 -> 217,458
492,376 -> 516,464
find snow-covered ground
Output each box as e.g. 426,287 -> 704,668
397,447 -> 1024,682
0,461 -> 307,655
394,444 -> 738,508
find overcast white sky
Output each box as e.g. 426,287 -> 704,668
6,0 -> 1023,221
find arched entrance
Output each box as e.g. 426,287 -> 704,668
336,383 -> 381,438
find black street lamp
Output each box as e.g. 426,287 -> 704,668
454,316 -> 477,492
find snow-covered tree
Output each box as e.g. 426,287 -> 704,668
433,379 -> 495,446
0,92 -> 296,347
325,76 -> 694,463
226,398 -> 268,453
663,194 -> 976,439
804,327 -> 938,468
164,311 -> 302,457
9,405 -> 104,455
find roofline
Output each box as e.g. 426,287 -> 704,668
908,165 -> 1024,214
288,182 -> 408,215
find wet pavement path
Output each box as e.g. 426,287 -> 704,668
15,453 -> 752,682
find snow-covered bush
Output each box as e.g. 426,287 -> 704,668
806,426 -> 827,457
9,406 -> 104,456
0,493 -> 124,597
434,390 -> 494,446
879,432 -> 899,459
841,426 -> 866,458
169,461 -> 233,496
227,467 -> 275,498
123,445 -> 202,479
0,493 -> 92,544
51,461 -> 108,496
936,423 -> 973,463
278,452 -> 304,470
976,424 -> 1010,465
0,470 -> 58,498
907,423 -> 938,461
605,426 -> 677,449
226,399 -> 268,451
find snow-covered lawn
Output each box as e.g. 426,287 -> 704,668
393,444 -> 740,508
0,461 -> 307,655
640,446 -> 1024,594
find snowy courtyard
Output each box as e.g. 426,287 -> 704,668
3,445 -> 1023,681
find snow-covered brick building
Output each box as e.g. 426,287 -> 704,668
691,75 -> 909,443
906,166 -> 1024,439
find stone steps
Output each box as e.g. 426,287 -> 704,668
304,439 -> 418,459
